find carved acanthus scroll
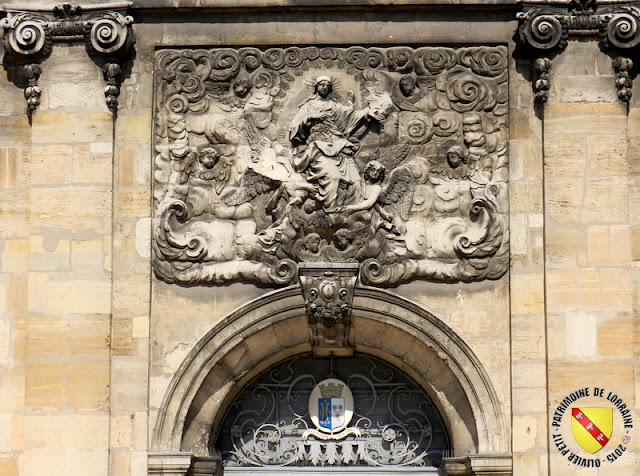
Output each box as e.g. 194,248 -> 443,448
1,3 -> 134,114
152,46 -> 509,289
518,1 -> 640,102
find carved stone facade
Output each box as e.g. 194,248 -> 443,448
1,2 -> 640,476
152,45 -> 509,291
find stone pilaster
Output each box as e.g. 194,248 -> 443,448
544,40 -> 636,475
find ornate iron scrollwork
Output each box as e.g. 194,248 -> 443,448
1,3 -> 134,114
216,353 -> 450,469
517,1 -> 640,103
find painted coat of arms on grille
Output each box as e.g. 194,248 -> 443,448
309,378 -> 354,435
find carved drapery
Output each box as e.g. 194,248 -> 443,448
517,1 -> 640,102
152,45 -> 510,298
1,2 -> 134,114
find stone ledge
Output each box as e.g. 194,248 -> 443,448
148,452 -> 192,475
441,453 -> 513,476
1,1 -> 132,12
0,0 -> 522,12
130,0 -> 521,8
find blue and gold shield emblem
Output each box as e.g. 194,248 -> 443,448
318,397 -> 345,430
309,378 -> 353,433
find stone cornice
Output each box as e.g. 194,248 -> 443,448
1,2 -> 132,12
129,0 -> 520,8
1,2 -> 135,115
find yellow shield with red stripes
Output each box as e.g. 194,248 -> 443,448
571,407 -> 613,454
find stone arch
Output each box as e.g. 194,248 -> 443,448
151,285 -> 509,461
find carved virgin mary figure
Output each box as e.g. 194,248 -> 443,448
289,76 -> 393,212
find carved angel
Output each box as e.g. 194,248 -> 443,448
330,160 -> 414,235
179,147 -> 233,195
243,71 -> 281,161
224,166 -> 316,217
219,78 -> 253,110
429,144 -> 472,180
429,143 -> 496,216
390,74 -> 421,112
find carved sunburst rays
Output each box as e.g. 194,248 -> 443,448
302,75 -> 347,101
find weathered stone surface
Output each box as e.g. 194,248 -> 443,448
152,45 -> 510,288
1,3 -> 639,476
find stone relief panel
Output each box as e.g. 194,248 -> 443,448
152,46 -> 509,288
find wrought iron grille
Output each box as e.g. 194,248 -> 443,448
215,353 -> 450,468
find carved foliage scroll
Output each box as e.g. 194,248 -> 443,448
517,2 -> 640,102
153,46 -> 509,287
1,5 -> 134,114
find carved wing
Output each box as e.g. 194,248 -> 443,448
244,118 -> 269,158
205,81 -> 232,99
390,90 -> 420,112
223,167 -> 280,206
379,166 -> 414,220
178,151 -> 199,184
210,158 -> 233,194
416,76 -> 436,91
376,142 -> 411,170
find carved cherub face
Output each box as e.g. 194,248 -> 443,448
446,145 -> 468,169
334,229 -> 350,251
399,75 -> 416,97
198,148 -> 219,169
304,233 -> 321,253
233,79 -> 251,98
364,160 -> 385,183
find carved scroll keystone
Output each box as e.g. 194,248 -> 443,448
517,1 -> 640,103
1,3 -> 134,114
299,263 -> 358,358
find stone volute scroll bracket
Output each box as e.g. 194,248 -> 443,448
517,0 -> 640,103
1,2 -> 134,115
299,263 -> 359,358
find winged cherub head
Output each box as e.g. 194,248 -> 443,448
446,144 -> 469,169
198,147 -> 220,169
